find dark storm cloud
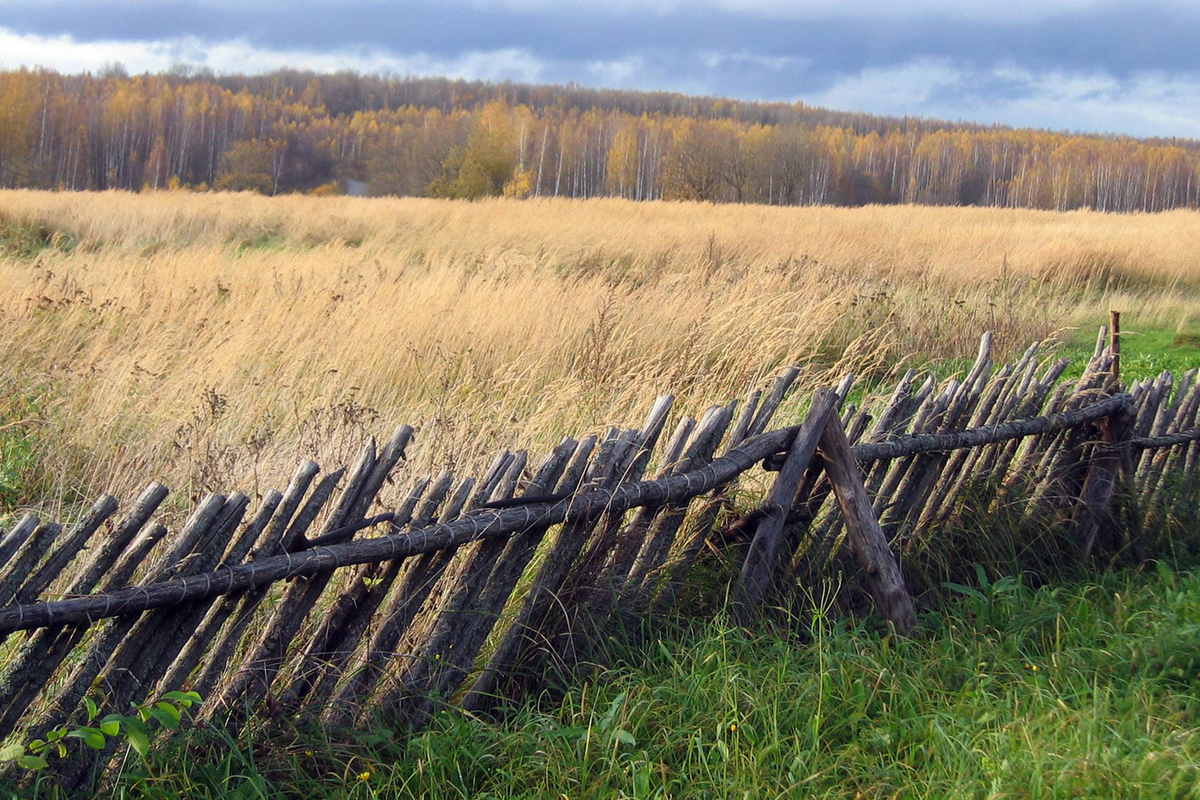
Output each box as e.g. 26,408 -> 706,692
2,1 -> 1198,99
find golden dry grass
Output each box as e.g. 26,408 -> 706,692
2,189 -> 1199,517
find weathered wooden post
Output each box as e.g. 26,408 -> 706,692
734,388 -> 838,619
1073,396 -> 1133,559
817,413 -> 918,635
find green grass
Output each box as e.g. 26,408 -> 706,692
818,322 -> 1200,418
232,231 -> 288,255
1057,323 -> 1200,383
0,380 -> 53,519
0,215 -> 82,260
23,563 -> 1198,799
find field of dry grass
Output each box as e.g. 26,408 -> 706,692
3,189 -> 1200,519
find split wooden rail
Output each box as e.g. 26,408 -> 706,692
0,326 -> 1198,794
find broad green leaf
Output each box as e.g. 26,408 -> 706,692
148,705 -> 180,730
598,691 -> 626,732
0,743 -> 25,762
68,727 -> 107,750
545,727 -> 588,739
126,726 -> 149,758
17,755 -> 48,771
162,690 -> 201,709
942,582 -> 987,602
155,701 -> 182,724
975,564 -> 989,589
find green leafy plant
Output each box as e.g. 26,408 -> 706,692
0,690 -> 201,772
943,564 -> 1021,605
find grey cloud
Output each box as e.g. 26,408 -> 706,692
924,71 -> 1042,107
3,2 -> 1199,95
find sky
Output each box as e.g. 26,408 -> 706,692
1,0 -> 1198,139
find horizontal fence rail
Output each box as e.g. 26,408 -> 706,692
0,326 -> 1198,795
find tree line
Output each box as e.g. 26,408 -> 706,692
1,66 -> 1198,212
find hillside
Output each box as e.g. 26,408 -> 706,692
0,69 -> 1199,211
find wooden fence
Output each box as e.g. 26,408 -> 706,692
1,326 -> 1198,794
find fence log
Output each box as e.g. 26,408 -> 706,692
0,523 -> 61,607
735,389 -> 838,616
118,495 -> 250,697
603,416 -> 697,597
461,431 -> 636,710
818,414 -> 917,635
647,377 -> 795,611
0,487 -> 170,735
921,362 -> 1013,528
1074,406 -> 1133,559
635,407 -> 741,593
190,461 -> 319,703
319,470 -> 459,726
578,397 -> 679,611
533,429 -> 641,684
983,360 -> 1067,485
1136,371 -> 1175,479
1142,383 -> 1200,509
55,493 -> 249,794
1170,433 -> 1200,526
747,367 -> 801,438
862,380 -> 947,525
31,493 -> 226,743
377,453 -> 533,723
365,472 -> 511,715
392,444 -> 580,727
158,489 -> 284,694
620,405 -> 731,604
212,437 -> 384,722
16,495 -> 119,604
203,466 -> 347,721
296,474 -> 435,713
0,484 -> 166,727
438,444 -> 575,657
728,389 -> 762,451
459,435 -> 598,715
785,372 -> 918,574
0,515 -> 39,571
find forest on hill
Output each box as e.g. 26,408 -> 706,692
1,67 -> 1199,212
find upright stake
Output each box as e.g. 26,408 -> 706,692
1110,310 -> 1121,390
1073,401 -> 1132,560
817,414 -> 917,635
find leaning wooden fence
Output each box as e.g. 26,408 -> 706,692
1,327 -> 1199,793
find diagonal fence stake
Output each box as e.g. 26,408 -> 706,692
817,412 -> 918,635
734,387 -> 838,618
